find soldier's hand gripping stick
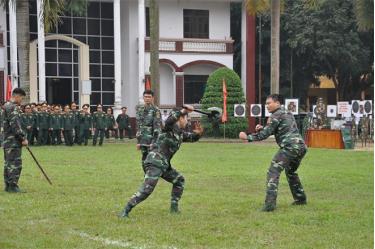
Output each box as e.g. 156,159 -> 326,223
26,146 -> 53,185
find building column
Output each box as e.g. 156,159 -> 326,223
0,30 -> 5,100
138,0 -> 145,102
175,72 -> 184,107
113,0 -> 122,115
37,0 -> 46,102
246,12 -> 256,132
8,0 -> 18,88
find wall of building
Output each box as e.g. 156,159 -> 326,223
159,1 -> 231,40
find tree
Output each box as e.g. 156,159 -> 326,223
284,0 -> 373,101
149,0 -> 160,106
201,68 -> 248,138
0,0 -> 87,101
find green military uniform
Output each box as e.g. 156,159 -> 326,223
116,113 -> 133,139
121,110 -> 201,217
71,110 -> 80,144
3,101 -> 25,191
105,113 -> 118,139
63,112 -> 75,146
78,112 -> 92,146
247,106 -> 307,210
37,111 -> 50,145
92,111 -> 106,146
50,113 -> 63,145
30,110 -> 39,145
136,104 -> 161,168
21,112 -> 34,143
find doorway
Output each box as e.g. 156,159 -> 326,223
46,78 -> 72,105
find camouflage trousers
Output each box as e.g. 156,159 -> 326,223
127,163 -> 185,208
265,146 -> 307,205
140,146 -> 150,170
3,147 -> 22,186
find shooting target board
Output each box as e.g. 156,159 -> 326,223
327,105 -> 337,118
285,98 -> 299,115
265,107 -> 271,117
234,104 -> 246,117
250,104 -> 262,117
312,105 -> 317,118
363,100 -> 373,115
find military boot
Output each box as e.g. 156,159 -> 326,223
7,184 -> 25,193
170,202 -> 180,214
292,199 -> 307,205
261,202 -> 276,212
118,204 -> 133,218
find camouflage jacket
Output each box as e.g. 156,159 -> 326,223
144,110 -> 200,169
116,114 -> 130,129
0,108 -> 4,130
21,113 -> 34,131
3,101 -> 25,148
63,112 -> 75,130
92,111 -> 107,129
136,104 -> 161,145
247,107 -> 305,150
79,112 -> 92,130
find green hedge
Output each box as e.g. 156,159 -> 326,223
201,68 -> 248,138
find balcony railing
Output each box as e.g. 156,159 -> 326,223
145,38 -> 233,54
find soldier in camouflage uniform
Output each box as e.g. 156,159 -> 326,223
105,107 -> 118,139
3,88 -> 28,193
62,105 -> 75,146
21,104 -> 34,144
50,105 -> 63,145
78,104 -> 92,146
119,105 -> 203,218
37,103 -> 50,145
116,107 -> 133,140
92,104 -> 107,146
239,94 -> 307,212
136,90 -> 162,169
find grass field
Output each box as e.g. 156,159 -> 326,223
0,142 -> 373,249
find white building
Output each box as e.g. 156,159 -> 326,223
0,0 -> 256,125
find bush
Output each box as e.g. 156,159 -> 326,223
201,67 -> 248,138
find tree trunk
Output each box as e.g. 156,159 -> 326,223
270,0 -> 280,94
17,0 -> 30,102
150,0 -> 160,106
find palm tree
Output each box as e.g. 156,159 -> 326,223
0,0 -> 87,101
149,0 -> 160,106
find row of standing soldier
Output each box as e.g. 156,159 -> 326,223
0,102 -> 133,147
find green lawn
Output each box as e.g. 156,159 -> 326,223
0,142 -> 373,249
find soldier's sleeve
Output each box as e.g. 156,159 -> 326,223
89,114 -> 93,128
10,107 -> 25,141
116,115 -> 120,124
92,113 -> 97,128
248,115 -> 280,142
182,131 -> 201,143
135,106 -> 142,130
164,110 -> 180,129
151,109 -> 162,143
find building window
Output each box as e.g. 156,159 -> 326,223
146,7 -> 150,37
6,0 -> 115,108
183,9 -> 209,39
184,75 -> 208,104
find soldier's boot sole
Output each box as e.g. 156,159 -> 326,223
261,203 -> 276,212
292,200 -> 307,205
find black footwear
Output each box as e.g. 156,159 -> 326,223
261,203 -> 276,212
4,183 -> 9,192
170,202 -> 180,214
7,184 -> 25,193
292,200 -> 307,205
118,204 -> 133,218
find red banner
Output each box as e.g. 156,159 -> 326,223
6,76 -> 12,101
